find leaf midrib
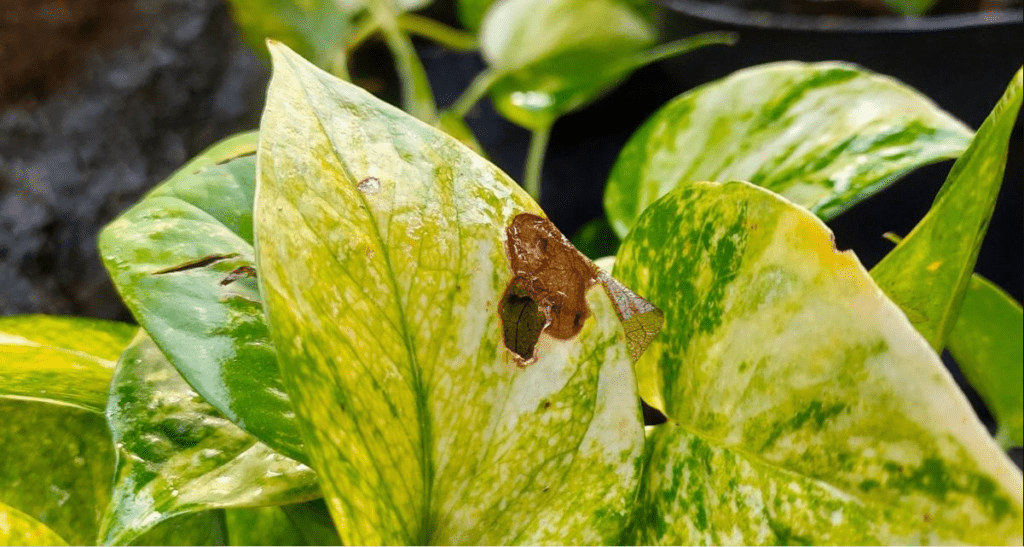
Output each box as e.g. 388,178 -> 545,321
294,66 -> 435,545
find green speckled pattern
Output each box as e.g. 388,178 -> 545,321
0,400 -> 114,546
98,332 -> 320,545
605,62 -> 974,237
615,180 -> 1023,545
0,315 -> 135,412
99,132 -> 306,464
255,43 -> 645,545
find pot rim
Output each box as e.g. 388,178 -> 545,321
655,0 -> 1024,33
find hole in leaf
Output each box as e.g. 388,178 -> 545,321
499,280 -> 546,360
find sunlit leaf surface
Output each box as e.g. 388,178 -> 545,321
0,315 -> 135,412
99,132 -> 305,464
872,68 -> 1023,350
0,501 -> 68,546
255,43 -> 653,545
614,180 -> 1023,545
605,62 -> 973,237
98,332 -> 320,545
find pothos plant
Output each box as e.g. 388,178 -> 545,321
0,31 -> 1022,547
225,0 -> 737,200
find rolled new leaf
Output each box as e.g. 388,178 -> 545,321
614,181 -> 1022,544
0,315 -> 135,412
605,62 -> 973,237
99,131 -> 306,464
255,42 -> 656,545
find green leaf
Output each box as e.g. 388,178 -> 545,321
98,331 -> 320,546
456,0 -> 497,31
604,61 -> 974,238
883,0 -> 937,17
224,501 -> 342,546
225,506 -> 301,546
0,400 -> 115,546
570,217 -> 621,260
226,0 -> 360,72
130,511 -> 228,546
255,43 -> 650,545
948,275 -> 1024,449
614,180 -> 1023,544
0,501 -> 68,546
0,315 -> 135,412
98,131 -> 306,464
226,0 -> 431,74
277,500 -> 343,546
479,0 -> 732,131
871,68 -> 1023,351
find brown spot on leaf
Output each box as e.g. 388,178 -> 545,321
501,213 -> 664,364
357,176 -> 381,194
504,213 -> 598,346
220,265 -> 256,285
152,253 -> 239,275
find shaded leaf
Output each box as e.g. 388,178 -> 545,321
871,68 -> 1022,350
614,180 -> 1023,544
130,511 -> 227,546
455,0 -> 497,31
604,62 -> 973,238
948,275 -> 1024,449
99,131 -> 306,464
224,506 -> 303,546
255,43 -> 649,545
98,331 -> 319,546
884,0 -> 937,16
0,400 -> 115,546
571,217 -> 621,260
479,0 -> 731,130
226,0 -> 430,69
224,501 -> 341,546
0,315 -> 135,412
278,500 -> 343,546
228,0 -> 359,68
0,501 -> 68,546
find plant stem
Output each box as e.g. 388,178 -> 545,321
616,32 -> 738,74
346,14 -> 381,53
524,124 -> 552,202
398,13 -> 478,51
450,69 -> 499,118
366,1 -> 437,123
